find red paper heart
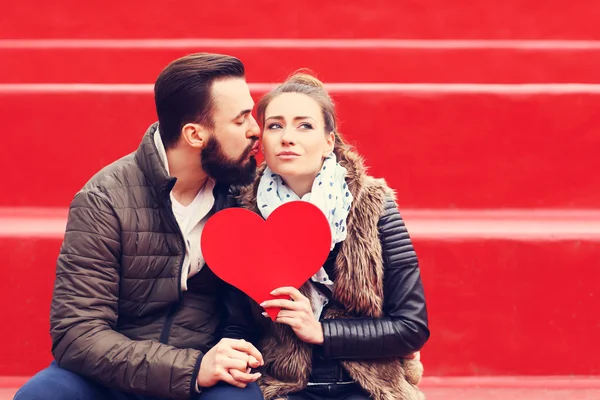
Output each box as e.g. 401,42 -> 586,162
201,201 -> 332,320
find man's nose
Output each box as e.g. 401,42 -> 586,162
247,115 -> 260,138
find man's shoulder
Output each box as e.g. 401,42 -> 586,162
74,152 -> 150,205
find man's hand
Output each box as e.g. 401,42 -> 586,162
197,338 -> 264,389
261,287 -> 324,345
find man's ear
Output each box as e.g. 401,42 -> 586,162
181,123 -> 210,149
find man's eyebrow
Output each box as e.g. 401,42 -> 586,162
233,109 -> 253,120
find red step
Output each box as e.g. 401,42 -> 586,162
416,237 -> 600,376
3,376 -> 600,400
1,209 -> 599,376
4,40 -> 600,83
0,235 -> 58,376
1,85 -> 599,208
2,0 -> 599,39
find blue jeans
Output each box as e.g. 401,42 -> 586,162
286,383 -> 370,400
14,361 -> 264,400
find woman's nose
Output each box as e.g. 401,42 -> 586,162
280,129 -> 295,145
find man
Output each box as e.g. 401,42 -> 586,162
15,53 -> 265,400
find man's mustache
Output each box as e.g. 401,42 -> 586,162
242,139 -> 259,158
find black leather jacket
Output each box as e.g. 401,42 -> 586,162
221,198 -> 430,383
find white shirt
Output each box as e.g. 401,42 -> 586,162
154,129 -> 215,291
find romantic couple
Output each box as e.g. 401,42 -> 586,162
14,53 -> 429,400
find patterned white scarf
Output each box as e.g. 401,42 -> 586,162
257,153 -> 353,319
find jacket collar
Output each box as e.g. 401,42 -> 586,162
134,122 -> 232,210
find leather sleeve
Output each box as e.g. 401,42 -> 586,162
50,191 -> 202,399
321,198 -> 430,359
219,283 -> 264,343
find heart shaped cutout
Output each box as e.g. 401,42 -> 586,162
201,201 -> 332,320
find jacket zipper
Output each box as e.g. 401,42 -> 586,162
158,183 -> 226,344
159,197 -> 186,344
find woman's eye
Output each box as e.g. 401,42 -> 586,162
299,123 -> 313,129
267,123 -> 282,130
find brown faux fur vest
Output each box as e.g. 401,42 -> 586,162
237,153 -> 425,400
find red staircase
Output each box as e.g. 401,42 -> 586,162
1,0 -> 599,398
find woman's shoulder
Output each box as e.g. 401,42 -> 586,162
362,175 -> 396,200
352,171 -> 398,210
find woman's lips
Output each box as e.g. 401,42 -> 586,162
276,151 -> 300,160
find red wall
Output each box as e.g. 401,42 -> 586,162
2,0 -> 600,39
1,0 -> 599,378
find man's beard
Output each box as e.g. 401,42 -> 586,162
201,136 -> 258,186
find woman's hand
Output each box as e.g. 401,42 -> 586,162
260,287 -> 324,345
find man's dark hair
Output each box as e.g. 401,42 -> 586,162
154,53 -> 245,149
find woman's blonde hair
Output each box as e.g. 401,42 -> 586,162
256,71 -> 355,166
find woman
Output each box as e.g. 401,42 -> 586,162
231,73 -> 430,400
